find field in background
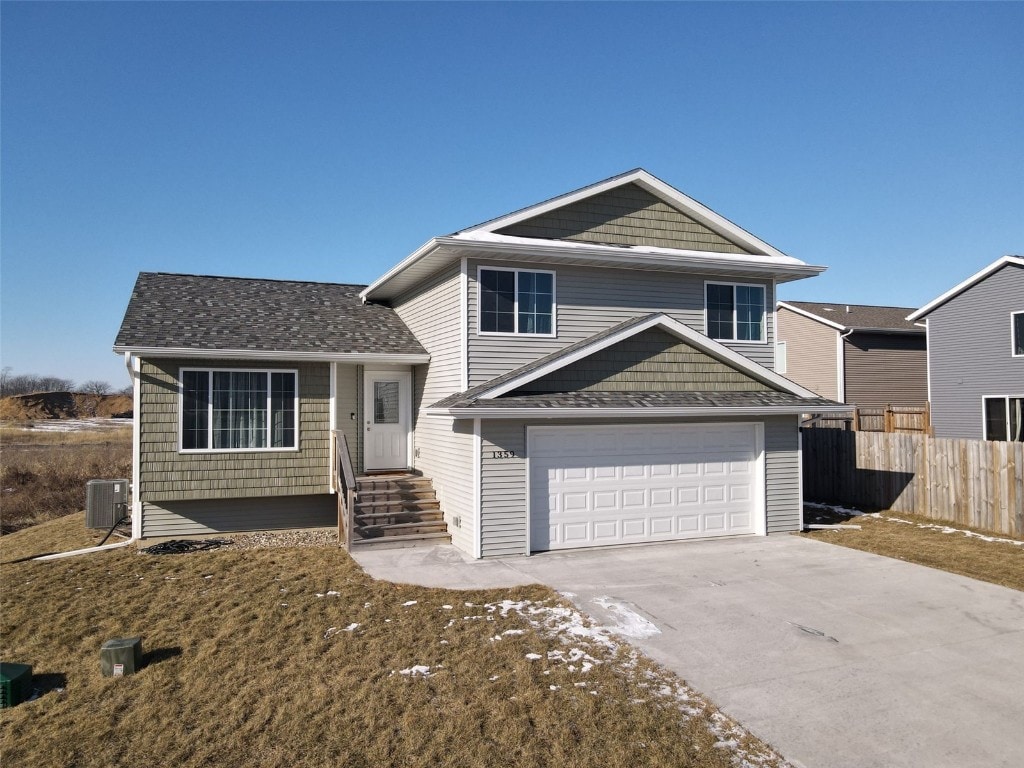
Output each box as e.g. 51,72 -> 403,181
1,425 -> 131,535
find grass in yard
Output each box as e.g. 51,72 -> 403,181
1,516 -> 787,768
801,509 -> 1024,591
1,428 -> 131,535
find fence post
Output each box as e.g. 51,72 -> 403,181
884,405 -> 893,433
852,408 -> 860,432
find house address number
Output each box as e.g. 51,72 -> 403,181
490,450 -> 518,459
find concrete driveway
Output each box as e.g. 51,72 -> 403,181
353,535 -> 1024,768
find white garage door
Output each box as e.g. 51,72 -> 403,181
529,423 -> 762,552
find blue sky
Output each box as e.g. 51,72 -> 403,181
2,1 -> 1021,388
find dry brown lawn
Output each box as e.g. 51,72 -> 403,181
0,517 -> 786,768
1,428 -> 131,534
801,509 -> 1024,591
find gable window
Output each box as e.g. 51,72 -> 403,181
706,282 -> 765,342
181,368 -> 298,451
479,267 -> 555,335
1013,312 -> 1024,356
983,396 -> 1023,442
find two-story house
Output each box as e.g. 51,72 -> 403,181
114,169 -> 845,557
907,255 -> 1023,441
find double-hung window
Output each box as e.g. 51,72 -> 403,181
706,282 -> 766,342
1013,311 -> 1024,356
181,368 -> 298,451
983,396 -> 1024,442
479,267 -> 555,335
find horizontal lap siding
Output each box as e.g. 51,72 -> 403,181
480,421 -> 528,557
764,416 -> 802,533
142,494 -> 335,538
139,359 -> 330,503
334,363 -> 362,472
776,307 -> 839,400
927,264 -> 1024,439
844,332 -> 927,407
478,416 -> 802,557
393,265 -> 475,553
467,260 -> 775,386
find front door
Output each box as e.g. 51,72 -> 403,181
363,370 -> 411,471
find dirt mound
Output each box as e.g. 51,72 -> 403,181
0,392 -> 133,421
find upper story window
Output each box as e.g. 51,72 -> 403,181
706,282 -> 766,342
181,368 -> 298,452
1013,311 -> 1024,356
479,267 -> 555,335
984,396 -> 1023,442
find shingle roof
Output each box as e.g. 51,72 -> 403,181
114,272 -> 426,355
780,301 -> 922,332
435,390 -> 839,411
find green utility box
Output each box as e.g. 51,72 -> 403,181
1,662 -> 33,708
100,637 -> 143,677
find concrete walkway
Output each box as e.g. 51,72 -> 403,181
352,535 -> 1024,768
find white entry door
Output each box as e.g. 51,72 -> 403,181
363,370 -> 411,471
529,423 -> 762,552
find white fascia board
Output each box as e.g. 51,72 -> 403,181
908,256 -> 1024,321
463,169 -> 793,261
112,346 -> 430,364
480,313 -> 821,400
360,237 -> 449,301
424,404 -> 851,420
777,302 -> 847,332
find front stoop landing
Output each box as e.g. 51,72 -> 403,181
350,473 -> 451,550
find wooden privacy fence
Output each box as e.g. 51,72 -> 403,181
802,427 -> 1023,537
808,404 -> 930,434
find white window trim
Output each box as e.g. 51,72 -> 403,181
179,367 -> 301,453
704,280 -> 768,345
981,394 -> 1024,442
476,265 -> 557,338
1012,311 -> 1024,357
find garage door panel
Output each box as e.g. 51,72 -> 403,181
530,423 -> 761,552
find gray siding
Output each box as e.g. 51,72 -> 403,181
333,363 -> 362,472
765,416 -> 802,533
516,327 -> 772,394
497,183 -> 750,254
843,332 -> 927,407
467,259 -> 776,385
927,263 -> 1024,439
776,307 -> 839,400
138,359 -> 331,503
478,416 -> 802,557
142,495 -> 335,538
392,265 -> 475,554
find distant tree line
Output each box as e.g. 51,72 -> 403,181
0,368 -> 131,398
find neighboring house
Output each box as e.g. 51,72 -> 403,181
114,169 -> 846,557
907,255 -> 1024,441
775,301 -> 927,406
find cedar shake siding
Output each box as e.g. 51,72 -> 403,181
513,327 -> 772,394
138,358 -> 331,502
478,416 -> 801,557
333,363 -> 362,472
843,332 -> 927,407
391,264 -> 475,554
776,306 -> 839,400
467,259 -> 776,385
926,262 -> 1024,439
496,183 -> 750,254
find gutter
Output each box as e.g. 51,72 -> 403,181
423,404 -> 852,419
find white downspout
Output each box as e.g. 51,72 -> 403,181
837,327 -> 854,403
36,353 -> 142,560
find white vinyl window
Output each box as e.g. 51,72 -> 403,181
1012,312 -> 1024,357
983,396 -> 1024,442
706,282 -> 766,342
478,267 -> 556,335
180,368 -> 298,452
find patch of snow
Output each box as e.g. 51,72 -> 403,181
314,590 -> 341,598
805,501 -> 865,516
591,597 -> 661,639
323,627 -> 339,638
398,665 -> 432,677
549,685 -> 560,691
441,604 -> 453,609
342,623 -> 359,632
401,600 -> 418,606
525,653 -> 542,660
882,516 -> 1024,546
